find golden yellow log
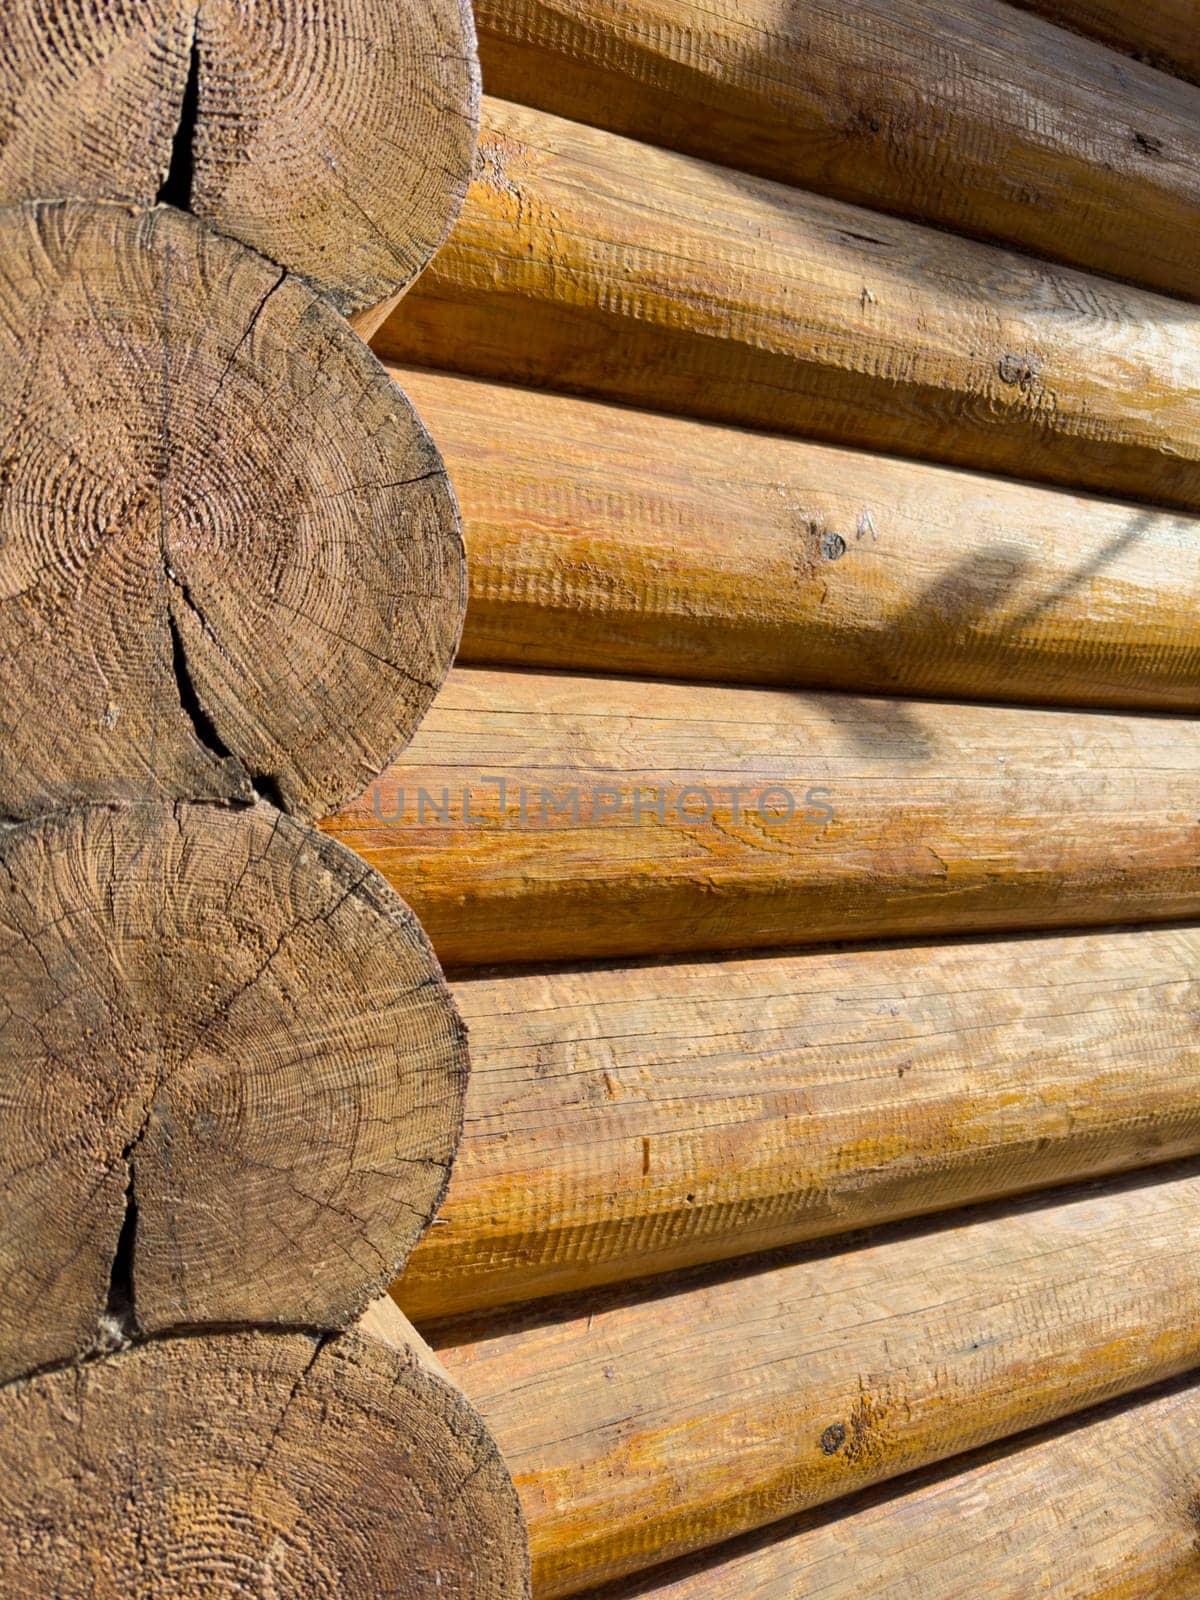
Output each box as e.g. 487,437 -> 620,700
397,366 -> 1200,710
375,98 -> 1200,513
322,667 -> 1200,967
1014,1 -> 1200,88
587,1379 -> 1200,1600
395,924 -> 1200,1321
430,1165 -> 1200,1597
473,0 -> 1200,302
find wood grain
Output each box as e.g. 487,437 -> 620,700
0,801 -> 467,1383
1013,1 -> 1200,88
374,98 -> 1200,512
431,1166 -> 1200,1596
593,1379 -> 1200,1599
0,1318 -> 529,1598
473,0 -> 1200,302
0,0 -> 480,317
398,366 -> 1200,709
395,925 -> 1200,1320
323,667 -> 1200,967
0,201 -> 464,823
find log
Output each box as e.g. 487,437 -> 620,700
472,0 -> 1200,304
375,98 -> 1200,513
593,1378 -> 1200,1599
0,201 -> 464,823
323,667 -> 1200,967
1013,1 -> 1200,88
0,800 -> 467,1384
395,925 -> 1200,1321
0,1305 -> 530,1598
429,1165 -> 1200,1597
0,0 -> 480,319
397,366 -> 1200,710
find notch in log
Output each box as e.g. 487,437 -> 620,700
0,201 -> 465,823
0,801 -> 468,1384
0,0 -> 481,319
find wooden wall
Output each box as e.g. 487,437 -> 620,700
364,2 -> 1200,1593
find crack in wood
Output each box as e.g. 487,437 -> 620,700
167,607 -> 233,761
156,15 -> 201,210
99,1161 -> 139,1349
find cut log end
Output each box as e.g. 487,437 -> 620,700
0,1325 -> 530,1599
0,200 -> 465,822
0,801 -> 467,1384
0,0 -> 481,315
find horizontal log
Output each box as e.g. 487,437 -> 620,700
1013,1 -> 1200,88
473,0 -> 1200,302
0,1305 -> 529,1598
394,925 -> 1200,1320
375,98 -> 1200,512
397,366 -> 1200,709
593,1378 -> 1200,1599
0,0 -> 480,318
430,1165 -> 1200,1596
322,667 -> 1200,966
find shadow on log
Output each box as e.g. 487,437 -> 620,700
1013,0 -> 1200,88
397,366 -> 1200,711
325,667 -> 1200,967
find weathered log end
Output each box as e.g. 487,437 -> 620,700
0,801 -> 467,1384
0,200 -> 465,822
0,0 -> 481,316
0,1318 -> 530,1598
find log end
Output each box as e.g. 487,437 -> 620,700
0,801 -> 467,1383
0,1325 -> 530,1598
0,0 -> 481,315
0,200 -> 465,822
